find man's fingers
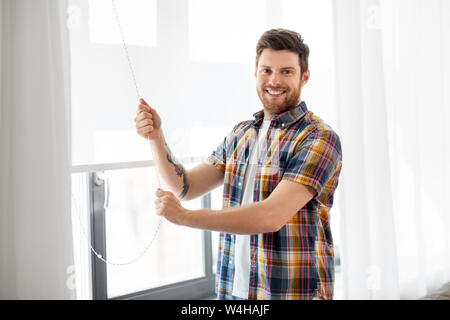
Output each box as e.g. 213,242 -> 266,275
155,189 -> 173,198
154,197 -> 169,206
140,98 -> 150,107
135,111 -> 152,121
136,118 -> 153,128
138,103 -> 151,113
155,189 -> 166,197
137,126 -> 153,136
138,98 -> 153,113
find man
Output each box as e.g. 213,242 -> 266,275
134,29 -> 342,300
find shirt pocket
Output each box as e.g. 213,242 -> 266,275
259,140 -> 290,183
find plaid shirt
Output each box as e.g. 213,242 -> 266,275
205,101 -> 342,300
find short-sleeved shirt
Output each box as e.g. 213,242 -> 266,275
205,101 -> 343,300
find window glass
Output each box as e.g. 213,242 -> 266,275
88,0 -> 157,47
280,0 -> 338,129
104,165 -> 204,298
188,0 -> 267,64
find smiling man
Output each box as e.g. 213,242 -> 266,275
134,28 -> 342,300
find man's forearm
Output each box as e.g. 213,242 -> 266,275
182,201 -> 278,234
149,131 -> 189,199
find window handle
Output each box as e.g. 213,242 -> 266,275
103,176 -> 110,209
94,172 -> 110,209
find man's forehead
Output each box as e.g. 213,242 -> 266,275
257,49 -> 300,69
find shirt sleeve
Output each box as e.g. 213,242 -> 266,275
203,121 -> 249,174
282,129 -> 342,197
204,135 -> 227,174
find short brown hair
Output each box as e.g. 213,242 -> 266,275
255,28 -> 309,75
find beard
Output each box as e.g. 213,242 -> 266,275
256,83 -> 302,116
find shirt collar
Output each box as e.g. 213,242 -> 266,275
252,101 -> 308,129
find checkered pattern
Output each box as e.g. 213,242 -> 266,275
205,101 -> 342,300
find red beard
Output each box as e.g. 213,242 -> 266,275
256,84 -> 302,115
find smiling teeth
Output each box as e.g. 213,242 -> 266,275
268,90 -> 284,95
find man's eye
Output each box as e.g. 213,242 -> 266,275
282,70 -> 291,75
263,69 -> 270,73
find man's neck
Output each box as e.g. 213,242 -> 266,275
263,110 -> 275,120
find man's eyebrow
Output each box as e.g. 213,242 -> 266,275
259,65 -> 296,70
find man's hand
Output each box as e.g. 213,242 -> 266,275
134,98 -> 162,141
154,188 -> 190,225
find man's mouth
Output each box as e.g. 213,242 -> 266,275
265,88 -> 286,98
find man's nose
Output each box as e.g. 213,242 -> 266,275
267,73 -> 282,87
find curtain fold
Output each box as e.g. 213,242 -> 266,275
333,0 -> 450,299
0,0 -> 75,299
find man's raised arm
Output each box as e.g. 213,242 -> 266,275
135,98 -> 224,201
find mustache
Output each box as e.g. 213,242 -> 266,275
264,86 -> 287,91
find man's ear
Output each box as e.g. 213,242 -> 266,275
301,69 -> 310,87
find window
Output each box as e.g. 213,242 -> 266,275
68,0 -> 342,300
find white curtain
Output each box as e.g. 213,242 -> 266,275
0,0 -> 75,299
333,0 -> 450,299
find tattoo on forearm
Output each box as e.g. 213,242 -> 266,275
179,171 -> 189,199
165,142 -> 190,199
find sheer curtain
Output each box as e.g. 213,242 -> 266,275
0,0 -> 75,299
333,0 -> 450,299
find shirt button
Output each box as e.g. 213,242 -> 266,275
238,182 -> 242,187
281,123 -> 285,127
